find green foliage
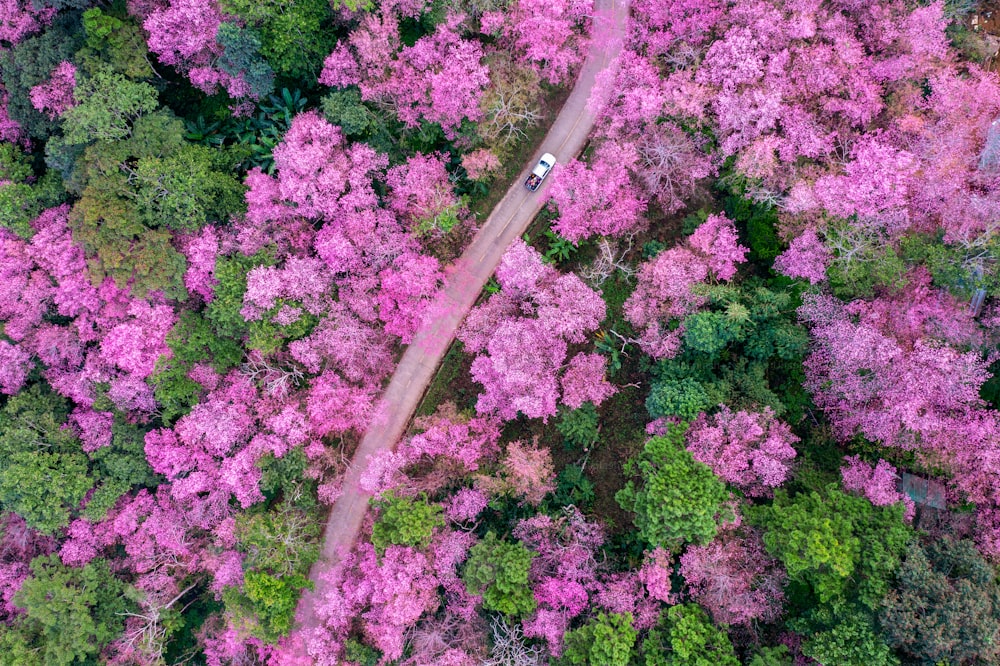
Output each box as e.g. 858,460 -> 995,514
220,0 -> 337,79
616,423 -> 732,548
824,221 -> 909,299
371,492 -> 444,553
151,311 -> 244,422
548,464 -> 596,511
0,12 -> 84,140
258,448 -> 316,508
83,417 -> 159,521
77,6 -> 153,79
63,107 -> 243,298
462,532 -> 536,616
798,606 -> 899,666
562,613 -> 637,666
645,377 -> 711,421
247,301 -> 319,354
205,250 -> 275,339
226,495 -> 320,643
544,228 -> 579,264
8,555 -> 131,665
0,385 -> 92,533
224,571 -> 309,643
901,230 -> 1000,299
69,186 -> 188,299
880,538 -> 1000,665
719,179 -> 781,263
751,484 -> 913,609
321,88 -> 381,139
642,604 -> 740,666
557,402 -> 600,450
216,23 -> 275,100
343,638 -> 382,666
331,0 -> 375,10
651,280 -> 810,421
0,144 -> 65,238
0,384 -> 156,532
219,89 -> 307,174
61,68 -> 159,144
746,646 -> 793,666
129,143 -> 247,231
236,499 -> 321,577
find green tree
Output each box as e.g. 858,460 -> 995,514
880,538 -> 1000,665
799,606 -> 899,666
151,311 -> 244,422
642,604 -> 740,666
206,250 -> 275,339
462,532 -> 536,616
556,402 -> 600,450
562,613 -> 638,666
321,88 -> 381,139
0,385 -> 92,533
216,22 -> 275,100
9,555 -> 131,665
645,378 -> 711,421
69,186 -> 188,299
751,484 -> 912,609
130,143 -> 246,231
615,423 -> 732,548
224,571 -> 311,643
371,493 -> 444,554
61,67 -> 159,144
651,280 -> 810,421
0,142 -> 65,238
219,0 -> 337,78
76,7 -> 154,79
0,384 -> 156,532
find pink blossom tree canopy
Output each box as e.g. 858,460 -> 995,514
686,406 -> 798,497
458,239 -> 607,420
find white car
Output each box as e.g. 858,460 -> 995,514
524,153 -> 556,191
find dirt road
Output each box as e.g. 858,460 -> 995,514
292,0 -> 629,656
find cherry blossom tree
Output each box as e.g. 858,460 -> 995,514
548,142 -> 648,242
685,406 -> 798,497
773,227 -> 830,284
458,239 -> 607,421
479,0 -> 592,85
320,13 -> 489,134
680,524 -> 787,626
840,456 -> 915,521
29,61 -> 76,119
624,214 -> 748,358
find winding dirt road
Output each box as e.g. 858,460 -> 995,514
292,0 -> 629,657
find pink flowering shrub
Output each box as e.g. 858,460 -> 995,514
686,406 -> 798,497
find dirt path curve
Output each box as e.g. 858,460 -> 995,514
292,0 -> 629,654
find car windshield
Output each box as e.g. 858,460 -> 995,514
539,160 -> 550,169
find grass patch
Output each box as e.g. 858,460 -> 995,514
414,340 -> 477,419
